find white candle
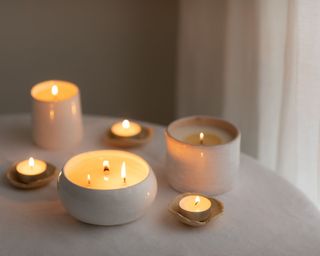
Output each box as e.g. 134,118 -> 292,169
63,150 -> 149,190
179,195 -> 211,212
58,150 -> 158,226
31,80 -> 83,149
178,194 -> 212,221
179,126 -> 233,145
165,115 -> 240,195
16,157 -> 47,176
111,119 -> 142,137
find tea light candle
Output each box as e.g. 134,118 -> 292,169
111,119 -> 142,137
165,115 -> 240,195
31,80 -> 83,149
178,194 -> 212,221
15,157 -> 47,183
58,150 -> 157,225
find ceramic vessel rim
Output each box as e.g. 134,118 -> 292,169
165,115 -> 241,148
61,149 -> 152,191
31,79 -> 79,103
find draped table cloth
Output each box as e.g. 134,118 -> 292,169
0,114 -> 319,256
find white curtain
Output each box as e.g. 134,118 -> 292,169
176,0 -> 320,206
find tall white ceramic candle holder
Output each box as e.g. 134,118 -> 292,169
31,80 -> 83,149
57,150 -> 157,226
165,116 -> 240,195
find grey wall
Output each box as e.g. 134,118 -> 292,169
0,0 -> 178,124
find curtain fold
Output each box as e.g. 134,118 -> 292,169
176,0 -> 320,206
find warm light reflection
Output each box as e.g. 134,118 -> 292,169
122,119 -> 130,129
51,84 -> 58,96
49,110 -> 55,120
121,161 -> 126,183
194,196 -> 200,207
28,157 -> 35,168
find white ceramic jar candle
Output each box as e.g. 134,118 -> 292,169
31,80 -> 83,149
165,116 -> 240,195
57,150 -> 157,226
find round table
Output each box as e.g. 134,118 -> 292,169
0,114 -> 320,256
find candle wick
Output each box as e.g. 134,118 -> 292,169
123,177 -> 126,184
104,166 -> 110,173
194,201 -> 199,206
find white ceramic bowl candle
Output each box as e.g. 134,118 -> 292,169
31,80 -> 83,149
57,150 -> 157,226
165,116 -> 240,195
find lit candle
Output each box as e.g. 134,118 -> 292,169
51,84 -> 58,98
111,119 -> 142,137
87,174 -> 91,186
63,150 -> 149,190
121,161 -> 126,184
57,150 -> 158,226
31,80 -> 83,149
165,116 -> 240,195
16,157 -> 47,183
103,160 -> 110,173
178,194 -> 212,221
183,129 -> 232,146
200,132 -> 204,145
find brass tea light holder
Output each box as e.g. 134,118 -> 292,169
169,193 -> 224,227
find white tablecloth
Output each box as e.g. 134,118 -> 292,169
0,114 -> 319,256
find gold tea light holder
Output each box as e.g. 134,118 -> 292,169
105,119 -> 153,148
169,193 -> 224,227
6,159 -> 58,189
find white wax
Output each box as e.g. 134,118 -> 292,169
16,158 -> 47,176
64,150 -> 149,190
111,120 -> 142,137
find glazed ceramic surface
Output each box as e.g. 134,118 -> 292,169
165,116 -> 241,195
31,80 -> 83,149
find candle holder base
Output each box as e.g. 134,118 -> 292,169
105,125 -> 153,148
6,163 -> 58,189
169,193 -> 224,227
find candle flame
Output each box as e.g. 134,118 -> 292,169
200,132 -> 204,144
28,157 -> 35,168
121,161 -> 126,183
122,119 -> 130,129
103,160 -> 110,171
51,84 -> 58,96
194,196 -> 200,206
87,174 -> 91,185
